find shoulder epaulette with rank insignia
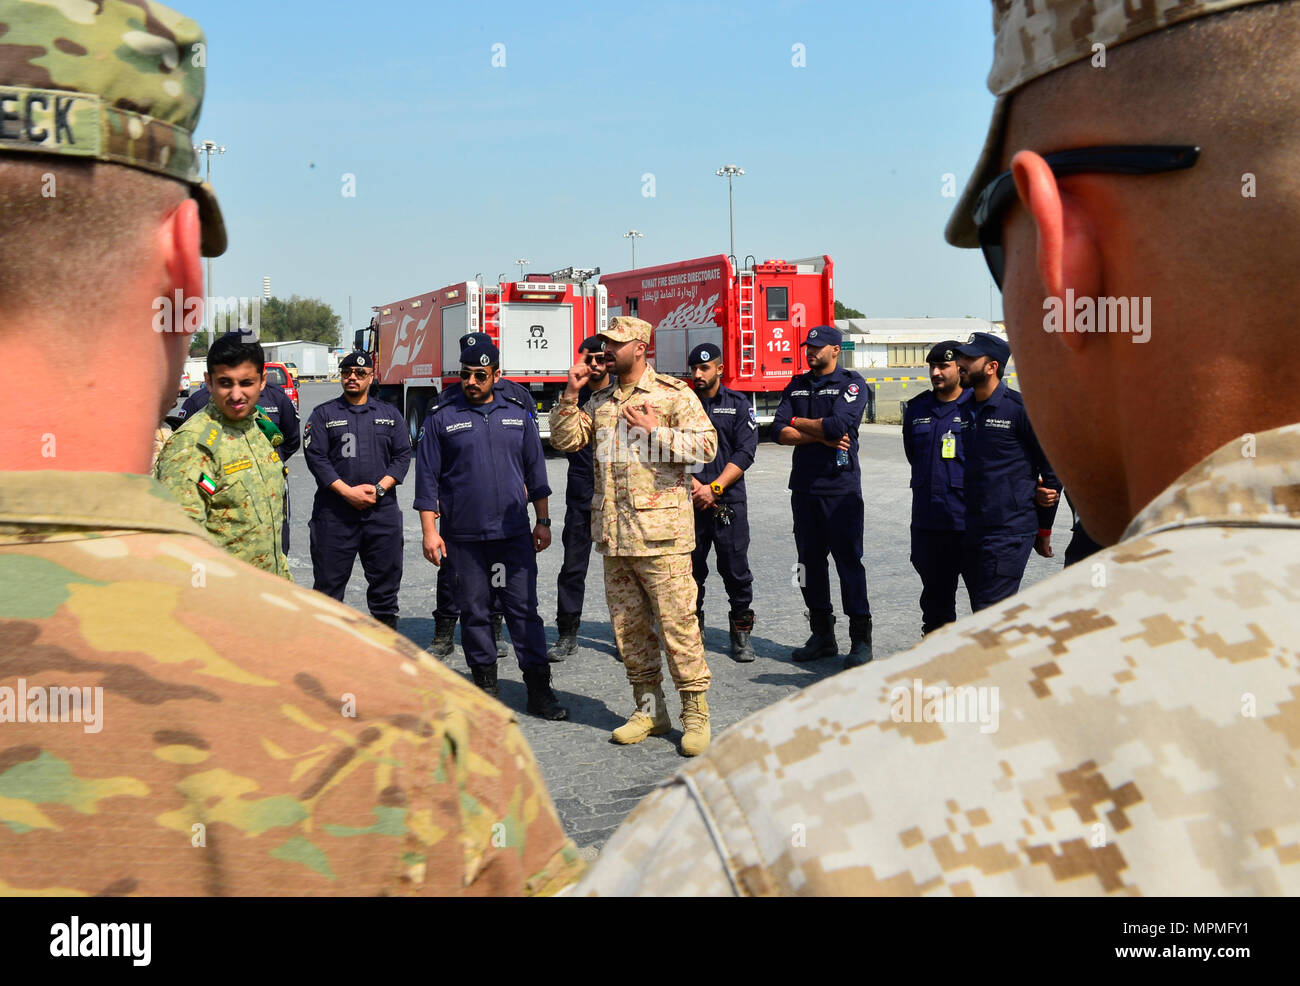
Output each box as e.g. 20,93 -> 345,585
198,421 -> 221,453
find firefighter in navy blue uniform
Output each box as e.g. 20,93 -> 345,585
903,341 -> 972,635
178,349 -> 301,553
426,332 -> 540,662
953,332 -> 1061,611
687,343 -> 758,662
546,336 -> 609,662
303,351 -> 412,628
414,336 -> 566,720
771,325 -> 874,671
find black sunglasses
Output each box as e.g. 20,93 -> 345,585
340,367 -> 370,378
460,368 -> 493,382
975,145 -> 1200,290
584,353 -> 610,364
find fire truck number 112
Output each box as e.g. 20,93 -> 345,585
526,324 -> 548,349
766,339 -> 791,352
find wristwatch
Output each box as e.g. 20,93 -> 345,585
710,482 -> 725,496
375,484 -> 387,499
536,518 -> 552,527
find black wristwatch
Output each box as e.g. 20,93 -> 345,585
375,484 -> 387,499
536,517 -> 551,527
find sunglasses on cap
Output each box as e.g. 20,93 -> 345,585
341,367 -> 370,377
974,145 -> 1200,290
460,368 -> 494,382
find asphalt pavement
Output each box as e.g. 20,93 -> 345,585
274,381 -> 1075,852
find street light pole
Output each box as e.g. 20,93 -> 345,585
715,164 -> 744,260
193,139 -> 225,332
623,229 -> 643,268
515,258 -> 530,282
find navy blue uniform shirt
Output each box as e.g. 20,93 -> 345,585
903,388 -> 972,531
303,395 -> 412,507
564,385 -> 596,507
960,379 -> 1061,533
771,365 -> 870,494
436,377 -> 538,426
413,390 -> 552,541
180,382 -> 300,461
694,384 -> 758,503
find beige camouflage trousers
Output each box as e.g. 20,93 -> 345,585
604,553 -> 711,692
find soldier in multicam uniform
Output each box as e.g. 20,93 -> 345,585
156,333 -> 291,579
576,0 -> 1300,895
0,0 -> 582,896
549,317 -> 719,756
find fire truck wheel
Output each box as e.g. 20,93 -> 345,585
406,394 -> 427,445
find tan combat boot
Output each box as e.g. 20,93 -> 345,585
611,682 -> 671,744
679,691 -> 711,757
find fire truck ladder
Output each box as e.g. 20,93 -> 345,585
483,286 -> 501,343
737,269 -> 757,377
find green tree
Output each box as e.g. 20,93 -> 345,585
189,333 -> 209,357
256,295 -> 342,345
835,300 -> 865,319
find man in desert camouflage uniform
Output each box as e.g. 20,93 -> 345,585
550,317 -> 718,756
576,0 -> 1300,895
0,0 -> 582,896
156,333 -> 290,579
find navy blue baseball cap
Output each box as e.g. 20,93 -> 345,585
926,340 -> 964,365
459,332 -> 499,367
954,331 -> 1011,367
687,343 -> 722,365
803,325 -> 842,347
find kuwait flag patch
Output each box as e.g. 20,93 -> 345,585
197,473 -> 217,496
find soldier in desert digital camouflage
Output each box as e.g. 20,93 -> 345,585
576,0 -> 1300,895
549,316 -> 718,757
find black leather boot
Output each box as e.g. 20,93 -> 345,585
523,667 -> 568,720
469,663 -> 498,697
729,609 -> 755,663
491,613 -> 508,658
843,615 -> 874,670
426,615 -> 456,660
373,613 -> 398,629
547,613 -> 580,663
792,610 -> 837,663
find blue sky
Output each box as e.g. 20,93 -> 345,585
187,0 -> 1003,333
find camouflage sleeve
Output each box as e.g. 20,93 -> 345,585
548,397 -> 594,452
654,390 -> 717,465
574,779 -> 735,896
481,715 -> 588,895
153,431 -> 210,529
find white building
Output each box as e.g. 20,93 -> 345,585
836,318 -> 1005,369
259,340 -> 333,379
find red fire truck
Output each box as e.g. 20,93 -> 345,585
597,253 -> 835,422
354,268 -> 608,441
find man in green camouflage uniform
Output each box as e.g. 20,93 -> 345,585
0,0 -> 583,896
576,0 -> 1300,895
156,333 -> 290,579
550,317 -> 718,756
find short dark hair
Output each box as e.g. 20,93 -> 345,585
207,334 -> 265,375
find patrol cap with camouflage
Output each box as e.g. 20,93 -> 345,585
945,0 -> 1279,248
600,316 -> 652,345
0,0 -> 226,256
